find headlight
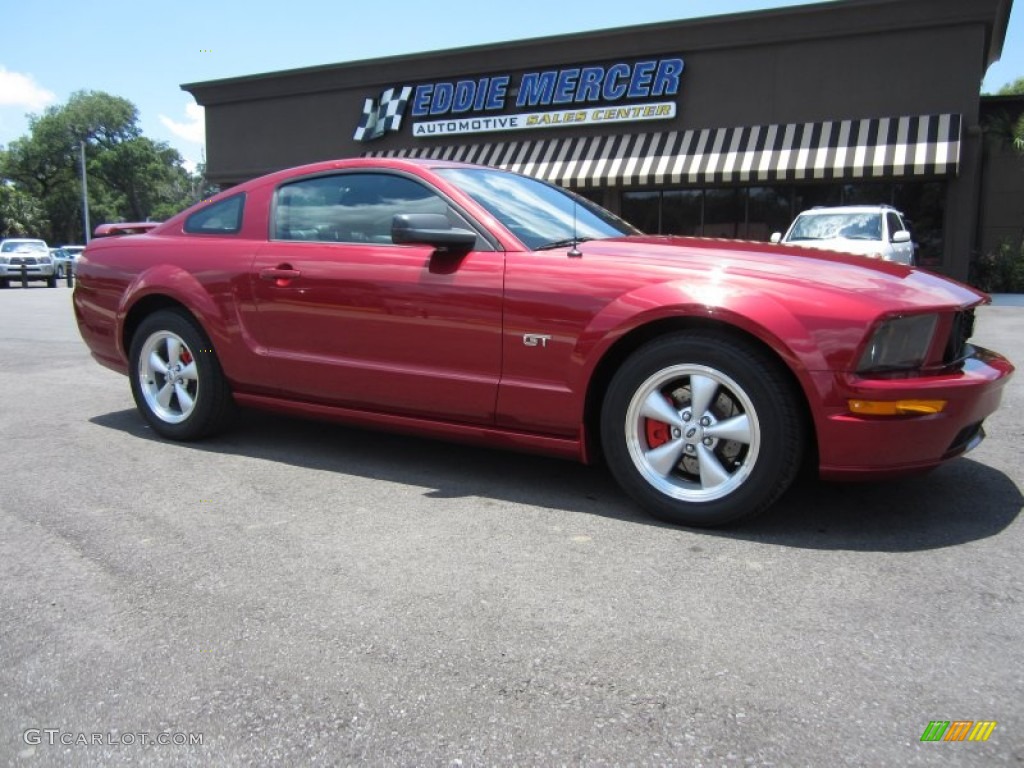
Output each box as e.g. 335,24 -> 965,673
857,313 -> 938,373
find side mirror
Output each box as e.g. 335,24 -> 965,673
892,230 -> 912,244
392,213 -> 477,250
770,232 -> 782,244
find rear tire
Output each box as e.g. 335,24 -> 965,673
129,310 -> 235,440
601,331 -> 804,527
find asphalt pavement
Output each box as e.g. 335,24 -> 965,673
1,285 -> 1021,767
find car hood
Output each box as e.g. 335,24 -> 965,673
582,235 -> 985,312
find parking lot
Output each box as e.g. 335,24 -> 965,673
1,285 -> 1021,766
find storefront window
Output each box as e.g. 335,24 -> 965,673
894,181 -> 945,267
621,191 -> 661,235
792,184 -> 842,212
617,181 -> 946,254
662,190 -> 703,236
841,183 -> 893,206
703,188 -> 743,239
747,186 -> 792,241
571,187 -> 607,207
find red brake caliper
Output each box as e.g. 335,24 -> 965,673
180,348 -> 193,365
646,419 -> 670,448
644,393 -> 673,449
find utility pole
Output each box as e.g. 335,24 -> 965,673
80,141 -> 91,243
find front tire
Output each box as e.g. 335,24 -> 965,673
601,332 -> 804,527
129,310 -> 235,440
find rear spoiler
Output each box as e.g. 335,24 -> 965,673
93,222 -> 160,238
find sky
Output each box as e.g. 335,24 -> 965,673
1,0 -> 1022,172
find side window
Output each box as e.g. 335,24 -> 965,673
184,194 -> 245,235
886,212 -> 905,240
274,173 -> 452,244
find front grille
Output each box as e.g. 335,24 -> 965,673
944,309 -> 975,365
9,257 -> 39,266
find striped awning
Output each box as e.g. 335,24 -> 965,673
366,113 -> 961,188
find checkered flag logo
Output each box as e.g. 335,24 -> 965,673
353,86 -> 413,142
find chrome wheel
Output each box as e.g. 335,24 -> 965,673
137,330 -> 199,424
602,332 -> 804,527
129,310 -> 235,440
626,364 -> 760,502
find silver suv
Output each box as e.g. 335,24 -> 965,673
0,239 -> 57,287
771,205 -> 917,266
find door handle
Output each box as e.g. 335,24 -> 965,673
259,265 -> 301,285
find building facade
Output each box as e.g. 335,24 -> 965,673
183,0 -> 1014,280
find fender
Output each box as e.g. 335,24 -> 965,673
116,264 -> 244,379
572,277 -> 847,422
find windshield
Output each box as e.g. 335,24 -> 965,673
436,167 -> 638,250
788,213 -> 883,241
1,241 -> 47,253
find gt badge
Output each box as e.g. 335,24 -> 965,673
523,333 -> 552,348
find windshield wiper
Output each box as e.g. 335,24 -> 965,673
536,236 -> 594,251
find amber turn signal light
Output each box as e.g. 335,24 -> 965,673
848,399 -> 947,416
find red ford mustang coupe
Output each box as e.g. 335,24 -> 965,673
74,158 -> 1014,527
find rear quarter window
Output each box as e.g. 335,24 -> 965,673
184,194 -> 245,235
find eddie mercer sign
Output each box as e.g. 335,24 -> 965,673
353,57 -> 685,142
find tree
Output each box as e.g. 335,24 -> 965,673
993,77 -> 1024,151
1,91 -> 199,243
189,158 -> 220,205
91,136 -> 192,222
995,77 -> 1024,95
0,184 -> 48,237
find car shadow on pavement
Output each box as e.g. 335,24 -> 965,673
91,407 -> 1021,553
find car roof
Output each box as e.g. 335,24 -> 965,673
230,157 -> 501,190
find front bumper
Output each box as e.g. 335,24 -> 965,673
813,346 -> 1014,480
0,264 -> 55,278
